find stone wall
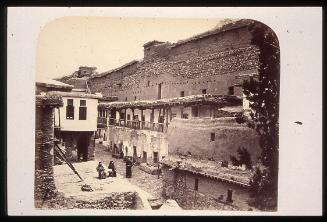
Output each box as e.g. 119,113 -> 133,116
162,167 -> 250,210
35,106 -> 57,207
88,23 -> 259,101
167,117 -> 261,164
107,126 -> 168,163
44,191 -> 139,209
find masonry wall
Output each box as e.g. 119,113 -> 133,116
88,26 -> 259,101
107,126 -> 168,163
35,106 -> 57,207
167,117 -> 261,163
162,167 -> 250,210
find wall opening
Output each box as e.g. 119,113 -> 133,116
194,178 -> 199,191
228,86 -> 234,95
210,132 -> 215,141
158,83 -> 162,99
153,151 -> 159,163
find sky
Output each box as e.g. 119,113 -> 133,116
36,16 -> 225,80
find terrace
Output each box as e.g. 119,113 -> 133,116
98,94 -> 242,133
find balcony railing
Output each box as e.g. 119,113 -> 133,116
108,118 -> 169,133
97,117 -> 107,127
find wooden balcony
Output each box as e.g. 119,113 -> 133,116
108,118 -> 169,133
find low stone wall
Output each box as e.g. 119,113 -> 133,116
139,163 -> 160,175
73,192 -> 136,209
43,191 -> 139,209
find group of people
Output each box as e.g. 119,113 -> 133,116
96,161 -> 117,179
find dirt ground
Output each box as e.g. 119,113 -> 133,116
94,143 -> 165,202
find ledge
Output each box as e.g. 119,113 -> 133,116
98,94 -> 242,110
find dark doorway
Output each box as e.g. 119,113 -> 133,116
77,132 -> 90,161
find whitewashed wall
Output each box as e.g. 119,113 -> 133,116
55,96 -> 98,131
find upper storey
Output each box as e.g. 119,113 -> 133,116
87,20 -> 262,101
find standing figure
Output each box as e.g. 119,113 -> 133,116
96,162 -> 106,179
125,157 -> 133,178
108,161 -> 117,177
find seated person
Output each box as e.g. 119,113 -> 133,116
96,162 -> 106,179
108,161 -> 117,177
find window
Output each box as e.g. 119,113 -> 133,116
210,133 -> 215,141
80,100 -> 86,106
127,114 -> 131,120
194,178 -> 199,191
228,86 -> 234,95
147,81 -> 150,87
202,89 -> 207,94
66,99 -> 74,119
180,91 -> 185,97
79,99 -> 87,120
125,97 -> 128,101
134,96 -> 137,100
172,113 -> 177,118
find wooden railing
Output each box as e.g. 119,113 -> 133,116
97,117 -> 107,127
108,118 -> 169,133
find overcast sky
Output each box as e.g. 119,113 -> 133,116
36,16 -> 225,80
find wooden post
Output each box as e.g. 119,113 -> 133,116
169,107 -> 172,121
125,108 -> 127,126
140,109 -> 144,129
151,108 -> 154,130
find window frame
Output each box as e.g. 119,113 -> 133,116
66,99 -> 74,120
79,99 -> 87,120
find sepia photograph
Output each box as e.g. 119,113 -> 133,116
7,7 -> 322,216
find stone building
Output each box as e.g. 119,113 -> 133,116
160,155 -> 253,210
83,19 -> 264,166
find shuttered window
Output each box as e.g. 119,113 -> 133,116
66,99 -> 74,119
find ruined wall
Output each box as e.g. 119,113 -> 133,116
167,117 -> 261,163
107,126 -> 168,163
88,25 -> 259,101
35,106 -> 57,207
162,167 -> 250,210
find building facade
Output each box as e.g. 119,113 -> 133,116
79,19 -> 262,166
